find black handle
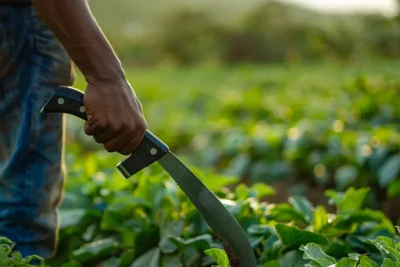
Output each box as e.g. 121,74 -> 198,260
40,86 -> 169,178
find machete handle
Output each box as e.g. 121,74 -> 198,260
40,86 -> 169,178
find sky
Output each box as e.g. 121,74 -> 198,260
281,0 -> 398,16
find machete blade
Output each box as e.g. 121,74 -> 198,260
157,152 -> 256,266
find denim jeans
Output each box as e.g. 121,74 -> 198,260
0,5 -> 74,259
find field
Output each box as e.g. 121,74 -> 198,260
1,60 -> 400,266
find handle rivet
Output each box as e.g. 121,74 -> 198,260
57,98 -> 64,105
150,148 -> 158,155
79,106 -> 86,113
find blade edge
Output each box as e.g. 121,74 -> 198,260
158,152 -> 256,267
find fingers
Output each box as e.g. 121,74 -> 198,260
102,129 -> 132,153
118,131 -> 145,155
93,131 -> 118,144
82,82 -> 147,156
84,119 -> 105,137
85,119 -> 146,155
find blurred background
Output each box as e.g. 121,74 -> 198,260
84,0 -> 400,65
69,0 -> 400,212
69,0 -> 400,217
47,0 -> 400,265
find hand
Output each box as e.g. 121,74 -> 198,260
83,80 -> 147,155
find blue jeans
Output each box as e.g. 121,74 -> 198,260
0,5 -> 74,259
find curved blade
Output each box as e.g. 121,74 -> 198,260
158,152 -> 256,266
40,86 -> 257,267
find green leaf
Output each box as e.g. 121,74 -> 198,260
11,251 -> 22,261
191,167 -> 239,192
382,258 -> 395,267
235,184 -> 249,200
168,236 -> 185,249
387,179 -> 400,198
162,253 -> 181,267
275,224 -> 328,251
335,257 -> 357,267
204,248 -> 229,267
159,220 -> 184,253
299,243 -> 336,266
99,257 -> 121,267
333,187 -> 370,213
183,247 -> 201,266
60,263 -> 83,267
259,234 -> 282,263
71,237 -> 120,263
267,203 -> 308,225
250,183 -> 276,198
168,234 -> 212,252
185,235 -> 213,251
378,154 -> 400,187
110,195 -> 153,209
289,196 -> 314,223
313,205 -> 328,232
304,263 -> 320,267
365,236 -> 400,262
279,250 -> 310,267
323,240 -> 353,259
250,236 -> 264,248
348,253 -> 360,261
332,209 -> 384,230
262,259 -> 280,267
358,256 -> 377,267
247,224 -> 273,237
130,248 -> 160,267
0,237 -> 13,245
133,227 -> 160,258
24,254 -> 44,263
334,165 -> 358,191
59,209 -> 88,229
119,249 -> 135,267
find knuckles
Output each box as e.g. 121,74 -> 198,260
119,149 -> 132,156
104,143 -> 117,153
86,113 -> 147,156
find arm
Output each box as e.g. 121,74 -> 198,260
33,0 -> 147,155
32,0 -> 124,84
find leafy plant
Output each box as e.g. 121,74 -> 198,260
42,147 -> 399,267
0,237 -> 45,267
204,249 -> 230,267
70,61 -> 400,221
47,61 -> 400,266
299,233 -> 400,267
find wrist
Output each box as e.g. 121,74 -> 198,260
71,38 -> 127,86
85,69 -> 126,86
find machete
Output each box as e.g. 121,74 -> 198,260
40,86 -> 256,267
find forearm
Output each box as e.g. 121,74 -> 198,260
32,0 -> 125,85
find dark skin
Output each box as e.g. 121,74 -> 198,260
32,0 -> 147,155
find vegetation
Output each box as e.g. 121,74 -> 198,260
14,162 -> 400,266
69,60 -> 400,220
3,1 -> 400,266
28,60 -> 398,266
88,0 -> 400,65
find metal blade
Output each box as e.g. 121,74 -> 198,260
158,152 -> 256,267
